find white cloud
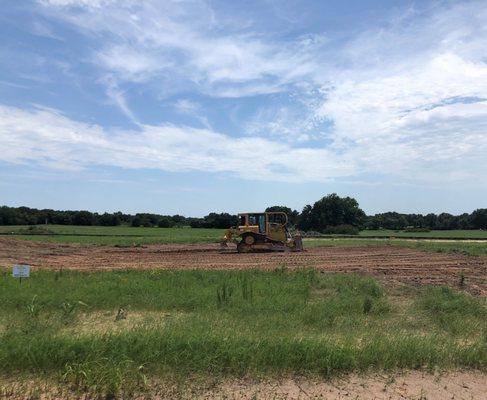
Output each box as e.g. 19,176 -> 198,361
1,100 -> 486,184
0,104 -> 353,182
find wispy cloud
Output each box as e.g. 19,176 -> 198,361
36,0 -> 325,97
173,99 -> 211,129
174,99 -> 200,114
104,79 -> 140,125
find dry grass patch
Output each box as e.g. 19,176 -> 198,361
59,310 -> 182,335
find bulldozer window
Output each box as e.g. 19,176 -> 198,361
258,214 -> 265,233
248,214 -> 266,233
238,215 -> 246,226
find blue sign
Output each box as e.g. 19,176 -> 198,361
13,265 -> 30,278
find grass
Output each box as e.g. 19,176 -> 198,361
305,238 -> 487,256
0,225 -> 224,245
0,269 -> 485,397
359,229 -> 487,239
0,225 -> 485,256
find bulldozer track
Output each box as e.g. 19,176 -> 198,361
1,238 -> 486,296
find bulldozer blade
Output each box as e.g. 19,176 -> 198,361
293,236 -> 303,252
220,242 -> 238,253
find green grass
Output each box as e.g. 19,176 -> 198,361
305,238 -> 487,256
0,269 -> 485,397
1,225 -> 486,247
359,229 -> 487,239
0,225 -> 224,245
1,225 -> 486,255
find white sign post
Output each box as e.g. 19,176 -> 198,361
13,265 -> 30,284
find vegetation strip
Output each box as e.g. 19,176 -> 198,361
0,269 -> 485,396
2,232 -> 487,241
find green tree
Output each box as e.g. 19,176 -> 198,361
302,193 -> 365,232
98,213 -> 121,226
73,211 -> 94,226
201,213 -> 237,229
297,205 -> 313,231
157,217 -> 172,228
265,206 -> 299,225
471,209 -> 487,229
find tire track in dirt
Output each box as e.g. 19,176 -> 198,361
1,238 -> 486,295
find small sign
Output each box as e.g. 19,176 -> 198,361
13,265 -> 30,278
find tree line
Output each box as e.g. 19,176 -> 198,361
1,194 -> 486,231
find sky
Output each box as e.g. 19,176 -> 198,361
1,0 -> 486,217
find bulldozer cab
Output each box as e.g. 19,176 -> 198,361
238,212 -> 288,242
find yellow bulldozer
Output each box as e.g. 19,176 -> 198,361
221,212 -> 303,253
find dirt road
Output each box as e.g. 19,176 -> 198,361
1,238 -> 486,295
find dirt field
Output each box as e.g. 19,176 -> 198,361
1,238 -> 486,295
2,371 -> 486,399
199,372 -> 487,400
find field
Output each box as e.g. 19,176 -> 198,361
1,238 -> 486,295
1,225 -> 487,247
0,225 -> 224,246
0,228 -> 486,398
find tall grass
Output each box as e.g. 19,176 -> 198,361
0,269 -> 486,397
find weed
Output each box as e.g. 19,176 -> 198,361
363,297 -> 373,314
459,272 -> 466,288
115,307 -> 127,321
216,282 -> 233,308
26,295 -> 40,318
239,275 -> 253,302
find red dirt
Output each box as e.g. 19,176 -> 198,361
1,238 -> 486,295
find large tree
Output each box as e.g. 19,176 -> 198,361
471,209 -> 487,229
299,193 -> 365,232
265,206 -> 299,226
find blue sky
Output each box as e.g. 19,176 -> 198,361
1,0 -> 486,216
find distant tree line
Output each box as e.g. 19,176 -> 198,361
363,211 -> 487,230
1,194 -> 486,231
0,206 -> 237,229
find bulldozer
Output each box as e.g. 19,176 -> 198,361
220,212 -> 303,253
